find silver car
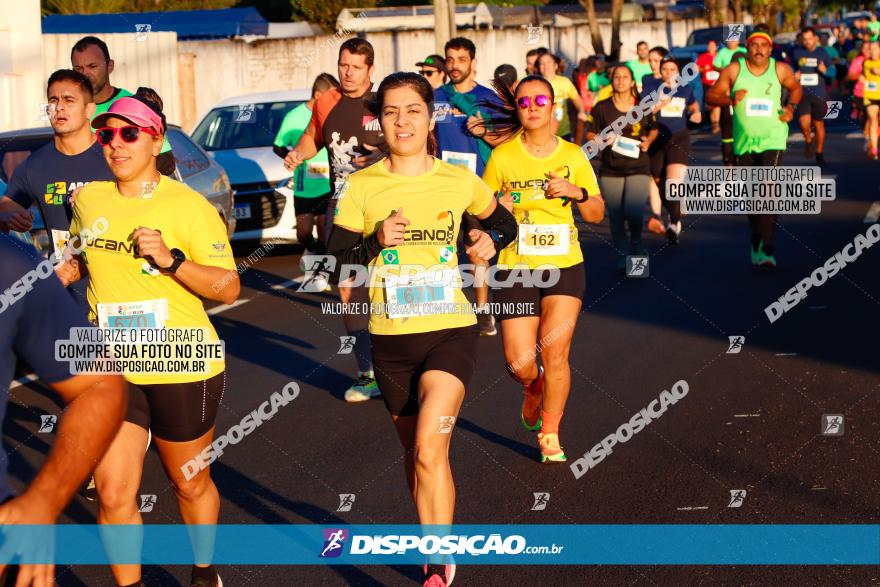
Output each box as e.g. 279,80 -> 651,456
0,125 -> 235,251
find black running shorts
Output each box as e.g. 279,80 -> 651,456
294,192 -> 331,216
493,263 -> 585,320
371,326 -> 478,417
650,129 -> 692,177
125,371 -> 226,442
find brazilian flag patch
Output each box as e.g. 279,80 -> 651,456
382,249 -> 399,265
439,246 -> 454,263
512,192 -> 522,203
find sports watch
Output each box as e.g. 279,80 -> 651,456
164,248 -> 186,274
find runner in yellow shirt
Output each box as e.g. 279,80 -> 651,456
861,40 -> 880,159
480,75 -> 605,463
56,94 -> 238,587
538,52 -> 588,140
327,72 -> 516,587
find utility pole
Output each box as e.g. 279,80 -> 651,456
434,0 -> 457,54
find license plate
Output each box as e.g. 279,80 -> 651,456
233,203 -> 252,219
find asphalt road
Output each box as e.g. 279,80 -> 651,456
6,113 -> 879,586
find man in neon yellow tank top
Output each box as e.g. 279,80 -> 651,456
707,30 -> 803,269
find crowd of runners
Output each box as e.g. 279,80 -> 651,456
0,15 -> 867,587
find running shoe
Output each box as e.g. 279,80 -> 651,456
521,367 -> 543,432
756,250 -> 777,268
344,372 -> 380,402
423,562 -> 455,586
870,147 -> 879,161
190,572 -> 222,587
632,242 -> 647,257
477,311 -> 497,336
646,216 -> 665,235
537,432 -> 567,463
665,221 -> 682,245
816,153 -> 825,167
750,243 -> 761,266
804,139 -> 816,159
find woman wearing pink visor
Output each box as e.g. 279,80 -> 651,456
56,92 -> 239,587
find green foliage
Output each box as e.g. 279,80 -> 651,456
42,0 -> 238,13
291,0 -> 378,31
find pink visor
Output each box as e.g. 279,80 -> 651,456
92,97 -> 164,133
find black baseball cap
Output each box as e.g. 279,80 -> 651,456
416,54 -> 447,72
494,64 -> 518,87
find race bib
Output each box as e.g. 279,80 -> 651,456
866,81 -> 879,93
306,161 -> 330,179
660,97 -> 687,118
384,269 -> 456,319
441,150 -> 478,173
518,224 -> 570,256
554,103 -> 564,121
745,98 -> 774,117
800,73 -> 819,86
611,135 -> 641,158
97,298 -> 169,329
51,229 -> 70,260
706,70 -> 720,82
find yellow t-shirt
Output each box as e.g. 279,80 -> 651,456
334,158 -> 493,336
70,175 -> 235,385
863,59 -> 880,100
482,135 -> 601,270
549,75 -> 580,106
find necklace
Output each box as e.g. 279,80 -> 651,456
522,135 -> 555,154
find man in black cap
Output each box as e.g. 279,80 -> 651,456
416,54 -> 448,89
493,64 -> 518,92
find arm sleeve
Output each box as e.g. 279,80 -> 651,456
6,162 -> 33,209
12,245 -> 90,384
187,197 -> 236,271
480,153 -> 503,194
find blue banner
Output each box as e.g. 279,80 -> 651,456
0,525 -> 876,564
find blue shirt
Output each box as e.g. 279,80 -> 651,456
0,235 -> 91,502
641,78 -> 696,135
432,83 -> 501,176
792,47 -> 833,97
6,141 -> 113,239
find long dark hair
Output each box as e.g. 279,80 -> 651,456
477,74 -> 555,139
371,72 -> 437,156
610,64 -> 639,101
134,86 -> 176,176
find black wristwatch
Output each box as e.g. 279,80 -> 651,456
164,248 -> 186,274
576,188 -> 590,203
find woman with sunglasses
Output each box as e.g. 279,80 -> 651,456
585,64 -> 658,274
642,55 -> 701,245
56,94 -> 239,587
327,72 -> 516,587
416,54 -> 448,90
480,75 -> 605,463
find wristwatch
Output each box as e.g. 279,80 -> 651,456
576,188 -> 590,203
164,248 -> 186,274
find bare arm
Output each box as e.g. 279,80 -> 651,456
705,62 -> 740,107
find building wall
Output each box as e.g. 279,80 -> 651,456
1,0 -> 45,132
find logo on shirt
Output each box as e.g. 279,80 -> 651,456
439,245 -> 455,263
403,210 -> 456,246
362,116 -> 380,132
212,242 -> 226,252
44,181 -> 86,206
381,249 -> 399,265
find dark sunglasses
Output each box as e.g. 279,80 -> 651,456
95,125 -> 158,146
516,94 -> 551,109
419,70 -> 440,77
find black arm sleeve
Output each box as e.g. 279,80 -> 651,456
272,145 -> 289,159
476,203 -> 517,251
326,225 -> 385,283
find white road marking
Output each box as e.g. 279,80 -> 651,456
206,299 -> 251,315
775,353 -> 798,356
271,278 -> 299,291
676,506 -> 709,511
734,414 -> 761,418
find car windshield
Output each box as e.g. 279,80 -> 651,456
191,101 -> 303,151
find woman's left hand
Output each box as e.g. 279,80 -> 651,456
133,227 -> 172,269
465,229 -> 496,261
544,171 -> 580,200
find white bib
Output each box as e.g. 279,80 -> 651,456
706,70 -> 720,82
660,97 -> 687,118
51,229 -> 70,260
611,135 -> 641,158
97,298 -> 169,329
745,98 -> 774,117
384,269 -> 456,319
800,73 -> 819,86
441,150 -> 478,173
518,224 -> 570,256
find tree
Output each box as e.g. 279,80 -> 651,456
609,0 -> 623,60
291,0 -> 379,32
578,0 -> 606,55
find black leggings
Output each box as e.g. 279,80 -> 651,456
720,105 -> 734,166
736,150 -> 784,250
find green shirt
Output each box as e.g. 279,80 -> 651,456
626,60 -> 654,90
274,103 -> 330,199
731,58 -> 788,155
92,87 -> 171,154
714,46 -> 748,70
587,71 -> 610,92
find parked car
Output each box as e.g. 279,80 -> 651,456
669,24 -> 755,63
0,125 -> 235,253
190,90 -> 311,243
